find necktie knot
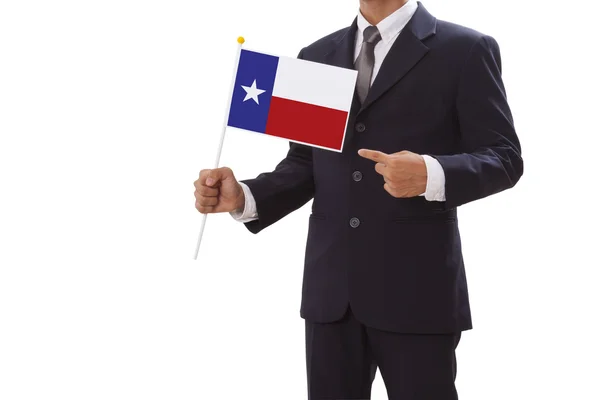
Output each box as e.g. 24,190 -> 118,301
362,26 -> 381,45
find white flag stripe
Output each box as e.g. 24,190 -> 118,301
272,55 -> 358,111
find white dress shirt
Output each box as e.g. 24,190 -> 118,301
231,0 -> 445,222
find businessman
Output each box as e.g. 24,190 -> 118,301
194,0 -> 523,398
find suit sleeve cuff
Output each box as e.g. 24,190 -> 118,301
421,155 -> 446,202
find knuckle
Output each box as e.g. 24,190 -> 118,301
197,204 -> 211,213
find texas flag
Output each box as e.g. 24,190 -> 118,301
227,49 -> 358,152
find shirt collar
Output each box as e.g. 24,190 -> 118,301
356,0 -> 418,44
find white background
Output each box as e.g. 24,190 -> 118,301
1,0 -> 598,399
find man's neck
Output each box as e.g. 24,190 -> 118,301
359,0 -> 409,25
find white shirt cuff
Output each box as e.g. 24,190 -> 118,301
420,155 -> 446,202
230,182 -> 259,222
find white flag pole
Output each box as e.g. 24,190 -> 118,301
193,36 -> 245,261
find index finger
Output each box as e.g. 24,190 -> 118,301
198,169 -> 210,184
358,149 -> 390,164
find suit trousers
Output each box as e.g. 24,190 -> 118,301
305,307 -> 461,400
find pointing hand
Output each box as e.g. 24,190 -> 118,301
358,149 -> 428,198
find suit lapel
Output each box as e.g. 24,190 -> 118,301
324,18 -> 362,116
326,18 -> 357,70
359,2 -> 437,113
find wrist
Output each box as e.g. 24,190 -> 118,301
418,155 -> 427,193
234,184 -> 246,211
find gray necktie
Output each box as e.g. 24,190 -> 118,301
354,25 -> 382,104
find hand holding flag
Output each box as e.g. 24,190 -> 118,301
194,167 -> 245,214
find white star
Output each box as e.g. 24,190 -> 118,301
241,79 -> 266,104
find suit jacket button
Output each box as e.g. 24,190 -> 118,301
349,217 -> 360,228
352,171 -> 363,182
355,122 -> 366,133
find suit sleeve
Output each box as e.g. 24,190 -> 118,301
431,35 -> 523,209
239,49 -> 315,234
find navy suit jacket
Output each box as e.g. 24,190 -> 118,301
241,2 -> 523,333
